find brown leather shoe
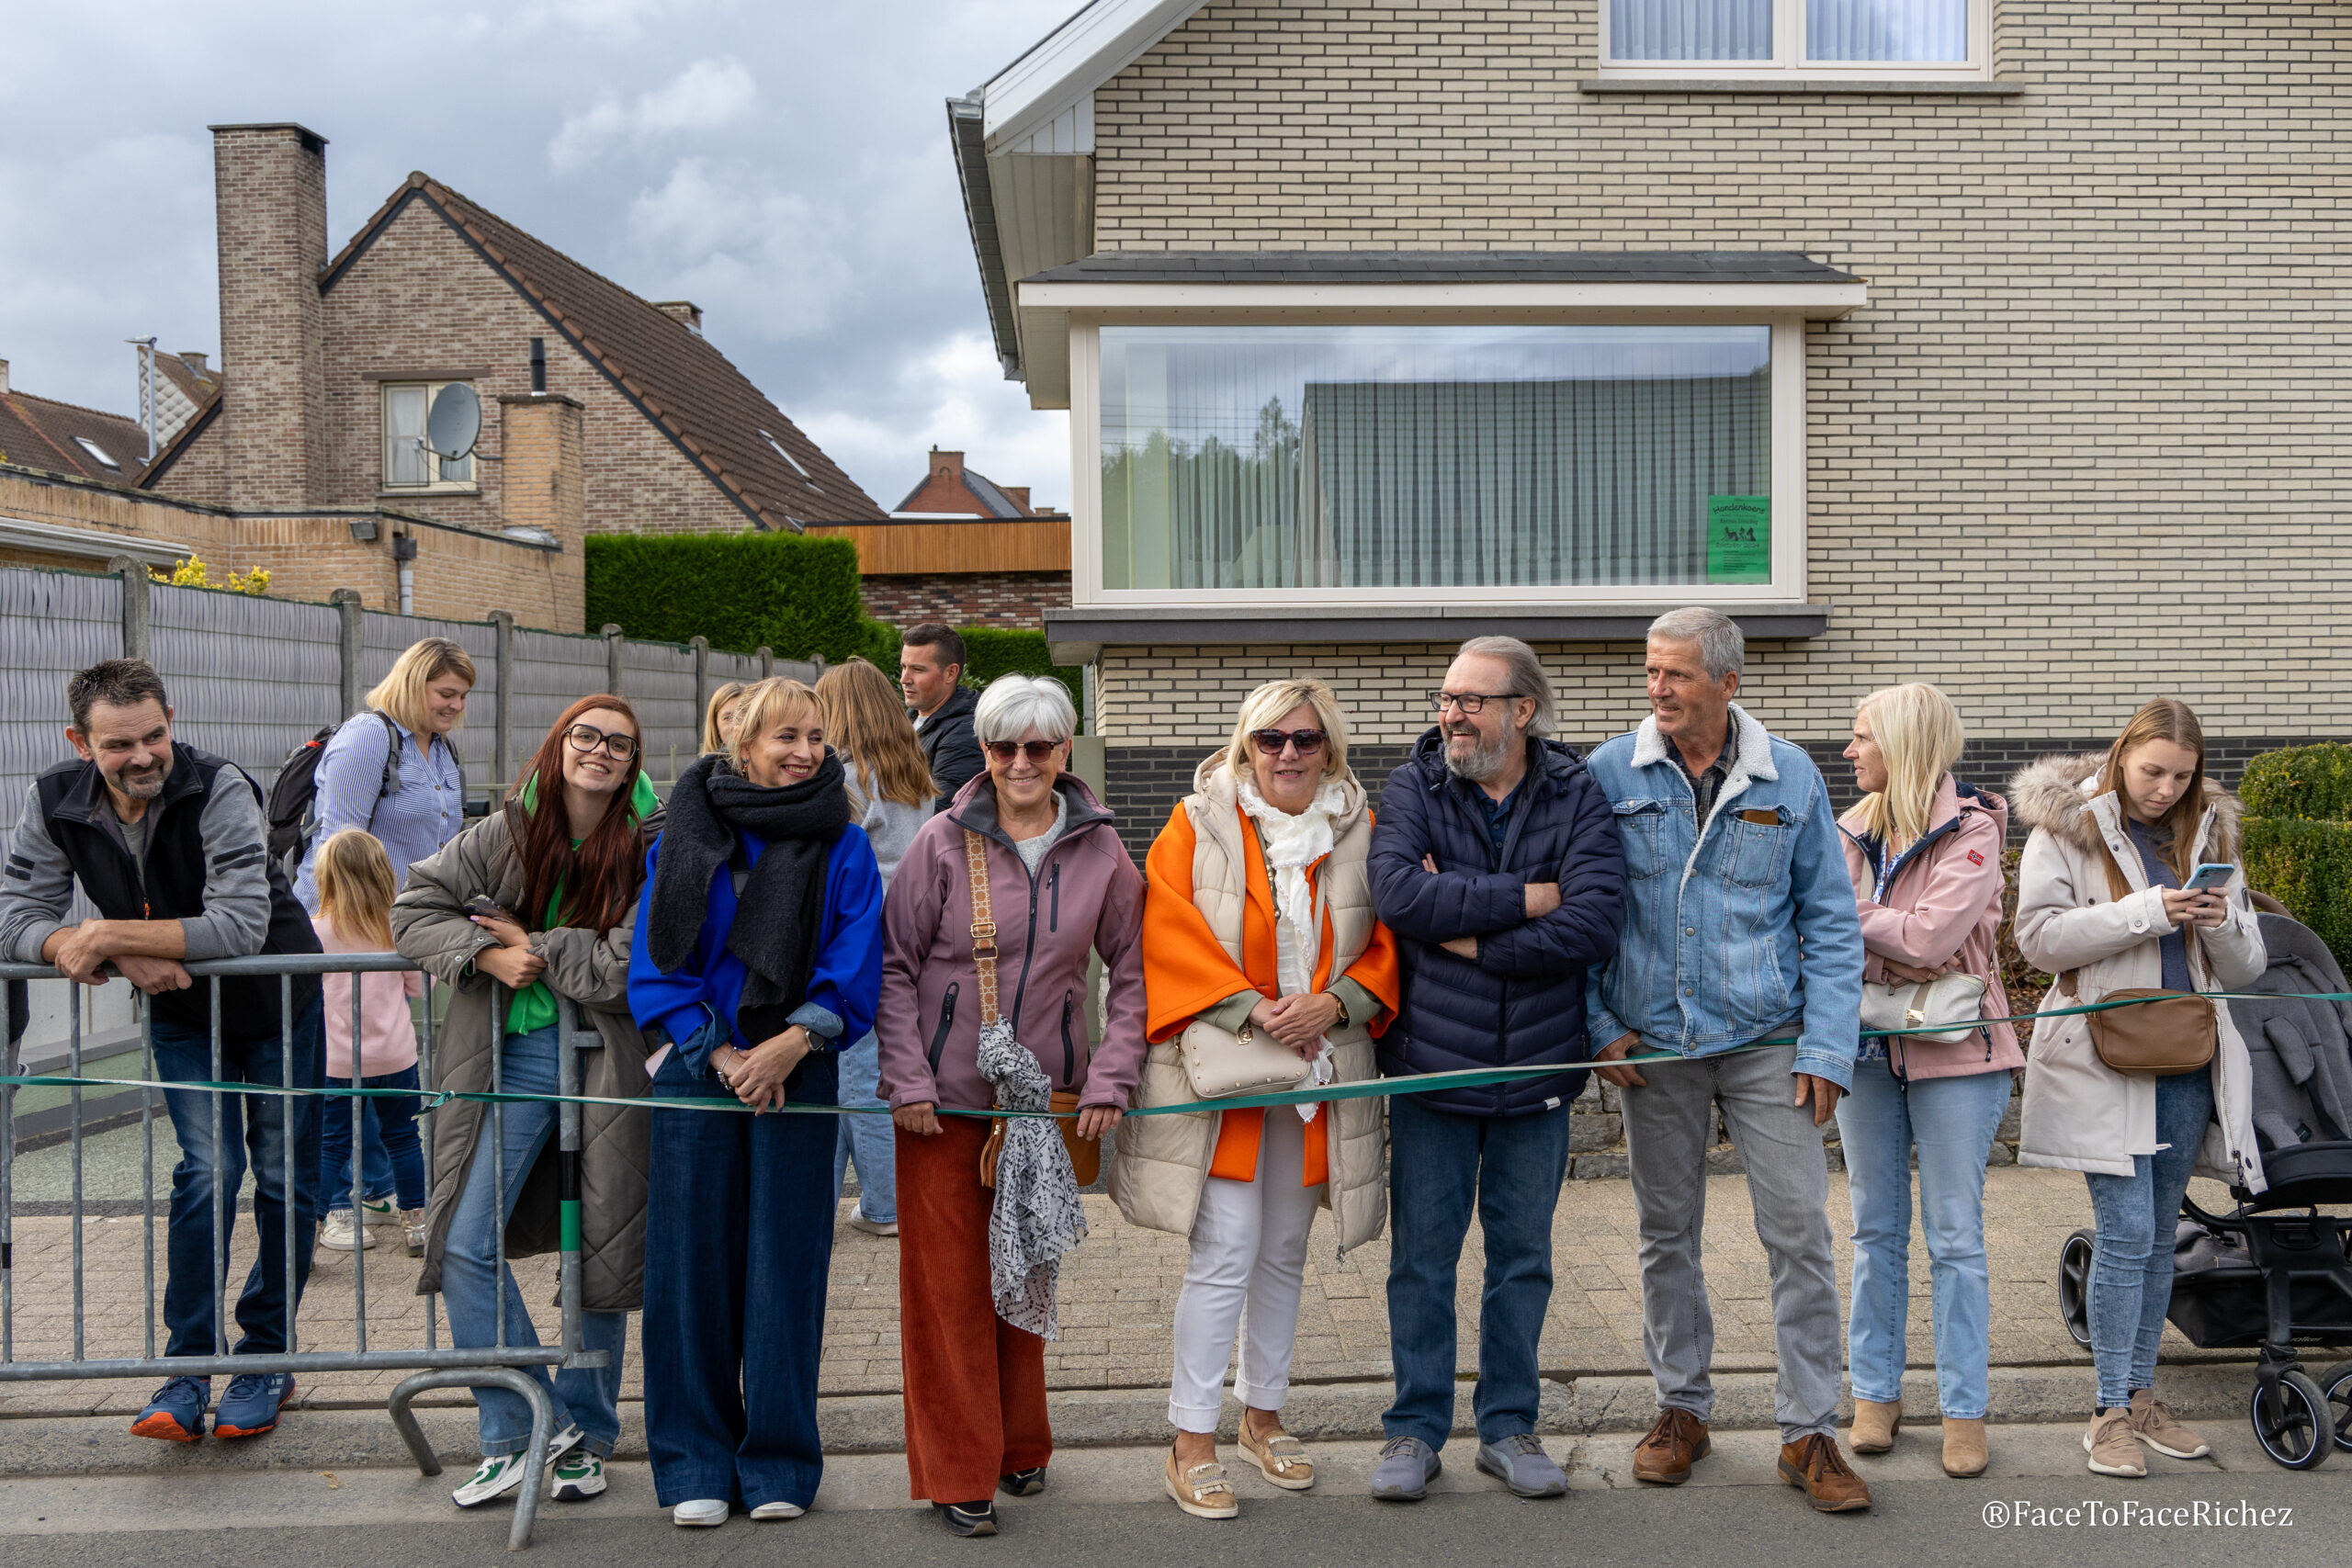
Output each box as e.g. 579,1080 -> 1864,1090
1632,1408 -> 1711,1484
1779,1434 -> 1871,1512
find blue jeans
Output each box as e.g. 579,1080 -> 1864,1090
644,1046 -> 838,1510
831,1031 -> 896,1224
151,995 -> 323,1359
319,1066 -> 424,1213
1383,1094 -> 1571,1450
440,1024 -> 628,1457
2085,1070 -> 2213,1410
1837,1062 -> 2012,1419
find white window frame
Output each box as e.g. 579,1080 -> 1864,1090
1599,0 -> 1992,82
379,380 -> 480,493
1065,312 -> 1812,612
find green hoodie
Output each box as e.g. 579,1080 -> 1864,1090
504,770 -> 661,1033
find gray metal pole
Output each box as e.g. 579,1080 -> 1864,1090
489,610 -> 515,795
602,624 -> 624,695
757,645 -> 774,679
690,635 -> 709,720
330,588 -> 365,717
107,557 -> 151,662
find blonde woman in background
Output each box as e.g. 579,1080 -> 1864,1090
1834,684 -> 2022,1479
815,658 -> 937,1238
701,682 -> 749,755
294,634 -> 475,1251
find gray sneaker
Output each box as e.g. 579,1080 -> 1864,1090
1369,1435 -> 1441,1502
1476,1433 -> 1567,1498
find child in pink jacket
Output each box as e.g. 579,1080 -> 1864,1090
312,829 -> 427,1256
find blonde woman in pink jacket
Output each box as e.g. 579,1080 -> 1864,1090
1835,684 -> 2025,1481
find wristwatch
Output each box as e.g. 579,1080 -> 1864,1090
1330,992 -> 1352,1031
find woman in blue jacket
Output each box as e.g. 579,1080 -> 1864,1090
628,677 -> 884,1529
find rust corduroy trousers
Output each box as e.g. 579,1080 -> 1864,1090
897,1119 -> 1053,1503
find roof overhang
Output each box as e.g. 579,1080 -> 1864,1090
1044,602 -> 1832,665
0,513 -> 191,569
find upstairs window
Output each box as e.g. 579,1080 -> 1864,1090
1604,0 -> 1984,76
381,381 -> 475,491
74,436 -> 122,472
761,429 -> 825,492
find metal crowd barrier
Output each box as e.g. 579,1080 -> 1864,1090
0,953 -> 604,1551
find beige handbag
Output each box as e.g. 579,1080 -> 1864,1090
2060,970 -> 2216,1077
966,829 -> 1099,1188
1859,970 -> 1988,1046
1177,1015 -> 1313,1100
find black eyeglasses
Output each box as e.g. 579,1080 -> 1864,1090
565,723 -> 639,761
1430,691 -> 1520,716
985,739 -> 1062,763
1250,728 -> 1327,756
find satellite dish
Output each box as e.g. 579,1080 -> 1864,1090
426,383 -> 482,462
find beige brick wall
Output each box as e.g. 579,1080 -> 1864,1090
213,126 -> 332,513
1083,0 -> 2352,747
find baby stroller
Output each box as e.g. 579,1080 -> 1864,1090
2057,908 -> 2352,1469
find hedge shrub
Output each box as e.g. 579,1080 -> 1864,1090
961,627 -> 1083,718
2239,742 -> 2352,974
583,533 -> 865,663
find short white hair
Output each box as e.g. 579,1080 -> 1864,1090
1646,607 -> 1745,680
974,673 -> 1077,746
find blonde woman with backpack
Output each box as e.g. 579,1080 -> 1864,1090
1834,684 -> 2022,1479
2011,698 -> 2266,1479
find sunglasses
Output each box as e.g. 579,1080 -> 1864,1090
564,723 -> 639,761
985,739 -> 1062,763
1250,728 -> 1327,756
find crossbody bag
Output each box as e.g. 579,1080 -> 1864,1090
967,829 -> 1100,1188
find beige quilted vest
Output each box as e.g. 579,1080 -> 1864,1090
1107,753 -> 1390,1254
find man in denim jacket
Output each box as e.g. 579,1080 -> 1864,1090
1582,608 -> 1870,1513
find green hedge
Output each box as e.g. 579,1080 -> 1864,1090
2241,742 -> 2352,973
583,533 -> 865,663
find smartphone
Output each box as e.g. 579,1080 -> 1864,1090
464,894 -> 514,922
2182,863 -> 2233,894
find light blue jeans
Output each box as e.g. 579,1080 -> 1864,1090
1837,1060 -> 2012,1419
830,1031 -> 897,1225
2084,1069 -> 2213,1411
439,1024 -> 629,1457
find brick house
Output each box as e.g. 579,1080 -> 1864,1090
810,446 -> 1072,629
947,0 -> 2348,851
0,121 -> 884,628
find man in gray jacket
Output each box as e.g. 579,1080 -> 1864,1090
0,660 -> 324,1444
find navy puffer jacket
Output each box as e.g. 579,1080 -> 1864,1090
1369,729 -> 1626,1116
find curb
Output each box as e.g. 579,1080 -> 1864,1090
0,1361 -> 2267,1479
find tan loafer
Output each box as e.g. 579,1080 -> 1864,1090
1238,1422 -> 1315,1491
1849,1398 -> 1901,1454
1941,1416 -> 1988,1477
1165,1448 -> 1239,1519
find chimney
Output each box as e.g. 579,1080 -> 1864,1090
178,351 -> 209,376
653,300 -> 703,334
500,393 -> 586,627
1002,485 -> 1032,514
0,357 -> 9,395
210,123 -> 330,511
931,448 -> 964,480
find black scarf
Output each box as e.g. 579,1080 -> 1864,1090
648,750 -> 850,1039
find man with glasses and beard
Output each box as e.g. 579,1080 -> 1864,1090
0,659 -> 324,1445
1363,637 -> 1623,1505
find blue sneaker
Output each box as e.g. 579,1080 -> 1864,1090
213,1372 -> 296,1438
1369,1435 -> 1442,1501
130,1376 -> 211,1442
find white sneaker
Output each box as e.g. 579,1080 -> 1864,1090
356,1195 -> 398,1224
673,1498 -> 729,1528
749,1501 -> 805,1520
551,1449 -> 605,1502
448,1424 -> 585,1508
319,1209 -> 375,1252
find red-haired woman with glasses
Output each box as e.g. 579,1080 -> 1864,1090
392,695 -> 662,1511
876,673 -> 1148,1538
1110,677 -> 1399,1518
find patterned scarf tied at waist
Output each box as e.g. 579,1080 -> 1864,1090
977,1018 -> 1087,1339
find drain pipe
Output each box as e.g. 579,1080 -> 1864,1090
392,533 -> 418,615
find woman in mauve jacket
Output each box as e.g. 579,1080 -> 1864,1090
1833,682 -> 2023,1481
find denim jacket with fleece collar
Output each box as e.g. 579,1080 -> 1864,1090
1582,703 -> 1864,1089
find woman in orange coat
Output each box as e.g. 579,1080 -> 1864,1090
1107,677 -> 1400,1521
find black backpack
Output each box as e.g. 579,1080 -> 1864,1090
266,711 -> 403,868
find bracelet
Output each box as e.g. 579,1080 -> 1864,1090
1330,993 -> 1352,1031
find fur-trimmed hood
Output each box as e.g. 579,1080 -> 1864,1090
2008,750 -> 2242,863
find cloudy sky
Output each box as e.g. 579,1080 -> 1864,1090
0,0 -> 1077,512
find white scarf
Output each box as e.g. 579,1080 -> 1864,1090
1237,774 -> 1345,1119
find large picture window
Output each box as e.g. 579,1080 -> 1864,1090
1096,324 -> 1774,595
1604,0 -> 1982,75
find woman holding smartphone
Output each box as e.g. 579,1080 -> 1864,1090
2011,698 -> 2267,1480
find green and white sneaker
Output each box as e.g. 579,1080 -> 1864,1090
356,1195 -> 397,1224
551,1449 -> 606,1502
450,1424 -> 585,1508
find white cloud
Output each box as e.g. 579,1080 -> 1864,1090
548,57 -> 755,173
794,333 -> 1069,513
626,156 -> 858,338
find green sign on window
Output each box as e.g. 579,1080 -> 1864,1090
1706,495 -> 1770,584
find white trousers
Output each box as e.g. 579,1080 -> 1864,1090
1168,1108 -> 1327,1432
